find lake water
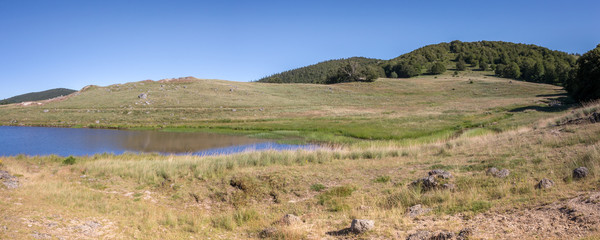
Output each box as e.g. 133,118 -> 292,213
0,126 -> 317,157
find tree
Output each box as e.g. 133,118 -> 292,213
567,44 -> 600,101
390,72 -> 398,78
502,62 -> 521,79
429,62 -> 446,75
479,59 -> 488,71
456,59 -> 467,71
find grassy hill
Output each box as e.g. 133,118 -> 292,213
0,88 -> 76,105
0,73 -> 572,144
259,41 -> 577,86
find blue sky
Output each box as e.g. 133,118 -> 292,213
0,0 -> 599,99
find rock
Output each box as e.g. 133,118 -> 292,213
411,176 -> 439,190
350,219 -> 374,233
406,231 -> 431,240
457,228 -> 473,240
0,170 -> 19,189
138,93 -> 147,99
573,167 -> 589,179
442,183 -> 456,190
259,227 -> 277,238
280,214 -> 301,226
536,178 -> 554,189
407,204 -> 431,217
430,231 -> 455,240
496,169 -> 510,178
429,169 -> 452,179
43,109 -> 49,113
589,112 -> 600,123
487,168 -> 510,178
486,167 -> 499,176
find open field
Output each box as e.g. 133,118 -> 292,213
2,74 -> 600,239
1,103 -> 600,239
0,73 -> 571,144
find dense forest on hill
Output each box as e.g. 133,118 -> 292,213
0,88 -> 76,105
259,41 -> 578,87
258,57 -> 384,84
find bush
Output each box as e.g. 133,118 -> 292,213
310,183 -> 326,191
62,156 -> 76,165
429,62 -> 446,75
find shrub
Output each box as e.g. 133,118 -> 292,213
310,183 -> 325,192
374,176 -> 391,183
62,156 -> 76,165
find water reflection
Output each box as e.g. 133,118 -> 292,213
0,126 -> 316,156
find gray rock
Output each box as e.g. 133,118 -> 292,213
406,231 -> 432,240
411,176 -> 439,190
0,170 -> 19,189
280,214 -> 301,226
430,231 -> 455,240
259,227 -> 277,238
589,112 -> 600,123
407,204 -> 431,217
350,219 -> 374,233
536,178 -> 554,189
138,93 -> 147,99
429,169 -> 452,179
457,228 -> 473,240
573,167 -> 589,179
43,109 -> 49,113
486,167 -> 499,176
442,183 -> 456,190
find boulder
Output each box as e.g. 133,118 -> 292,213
407,204 -> 431,217
0,170 -> 18,189
430,231 -> 455,240
442,183 -> 456,190
138,93 -> 147,99
536,178 -> 554,189
486,167 -> 499,176
573,167 -> 589,179
486,168 -> 510,178
350,219 -> 374,234
280,214 -> 301,226
411,176 -> 439,190
428,169 -> 452,179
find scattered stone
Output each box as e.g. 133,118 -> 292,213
232,109 -> 237,112
31,231 -> 51,239
138,93 -> 147,99
486,167 -> 499,176
486,168 -> 510,178
259,227 -> 278,238
95,120 -> 100,124
442,183 -> 456,190
280,214 -> 301,226
430,231 -> 455,240
350,219 -> 374,233
43,109 -> 49,113
0,170 -> 19,189
411,176 -> 439,190
573,167 -> 589,179
457,228 -> 473,240
407,204 -> 431,217
406,231 -> 432,240
429,169 -> 452,179
536,178 -> 555,189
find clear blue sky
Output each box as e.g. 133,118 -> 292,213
1,0 -> 599,99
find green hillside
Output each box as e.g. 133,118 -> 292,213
0,88 -> 76,105
258,41 -> 578,86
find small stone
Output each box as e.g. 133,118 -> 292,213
496,169 -> 510,178
280,214 -> 301,226
430,231 -> 455,240
457,228 -> 473,240
536,178 -> 554,189
232,109 -> 237,112
350,219 -> 374,233
138,93 -> 147,99
259,227 -> 277,238
406,231 -> 431,240
573,167 -> 589,179
486,167 -> 499,176
43,109 -> 49,113
411,176 -> 438,190
442,183 -> 456,190
428,169 -> 452,179
407,204 -> 431,217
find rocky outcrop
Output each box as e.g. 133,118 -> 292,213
0,170 -> 19,189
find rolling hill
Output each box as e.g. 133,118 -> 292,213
258,41 -> 578,86
0,88 -> 76,105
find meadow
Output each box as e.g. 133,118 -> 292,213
1,73 -> 599,239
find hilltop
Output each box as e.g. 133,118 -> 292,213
259,41 -> 577,86
0,88 -> 76,105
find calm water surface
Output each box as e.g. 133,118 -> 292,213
0,126 -> 317,156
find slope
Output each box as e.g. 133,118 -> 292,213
0,88 -> 77,105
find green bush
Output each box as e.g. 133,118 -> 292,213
62,156 -> 76,165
